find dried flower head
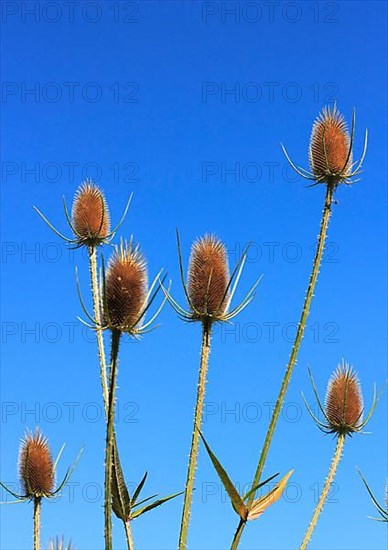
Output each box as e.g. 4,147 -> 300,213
34,181 -> 132,249
282,105 -> 368,187
309,105 -> 352,183
0,430 -> 81,505
187,235 -> 230,321
325,364 -> 363,435
19,429 -> 54,498
104,240 -> 148,333
303,361 -> 378,437
162,231 -> 261,326
71,181 -> 110,246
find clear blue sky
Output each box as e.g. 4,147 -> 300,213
1,1 -> 387,549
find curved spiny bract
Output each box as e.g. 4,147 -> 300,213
358,470 -> 388,522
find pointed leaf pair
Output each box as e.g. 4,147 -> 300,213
200,431 -> 289,522
111,443 -> 149,521
111,444 -> 183,523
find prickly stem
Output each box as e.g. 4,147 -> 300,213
178,321 -> 212,549
104,329 -> 121,550
300,435 -> 345,550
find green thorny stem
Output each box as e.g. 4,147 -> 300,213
231,183 -> 335,549
300,434 -> 345,550
89,248 -> 134,550
178,321 -> 212,550
88,246 -> 109,412
105,329 -> 121,550
33,497 -> 41,550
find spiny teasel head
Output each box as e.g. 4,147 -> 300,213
162,231 -> 261,326
1,430 -> 81,504
48,537 -> 73,550
304,361 -> 378,437
19,429 -> 54,498
34,182 -> 132,249
324,363 -> 363,435
309,105 -> 352,184
71,180 -> 110,246
187,235 -> 230,322
104,239 -> 148,333
282,105 -> 368,188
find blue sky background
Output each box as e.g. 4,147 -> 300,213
1,1 -> 387,549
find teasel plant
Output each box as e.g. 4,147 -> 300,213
357,469 -> 388,522
299,362 -> 379,549
34,180 -> 132,413
78,238 -> 175,550
230,105 -> 368,548
0,429 -> 81,550
161,232 -> 261,549
35,182 -> 131,544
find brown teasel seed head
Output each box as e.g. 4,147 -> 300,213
187,235 -> 230,322
19,429 -> 54,498
325,363 -> 364,435
309,105 -> 352,184
104,240 -> 148,332
71,181 -> 110,246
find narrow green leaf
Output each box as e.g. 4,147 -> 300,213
243,472 -> 279,502
131,471 -> 148,507
132,493 -> 159,509
111,441 -> 131,521
199,431 -> 248,520
130,491 -> 184,520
